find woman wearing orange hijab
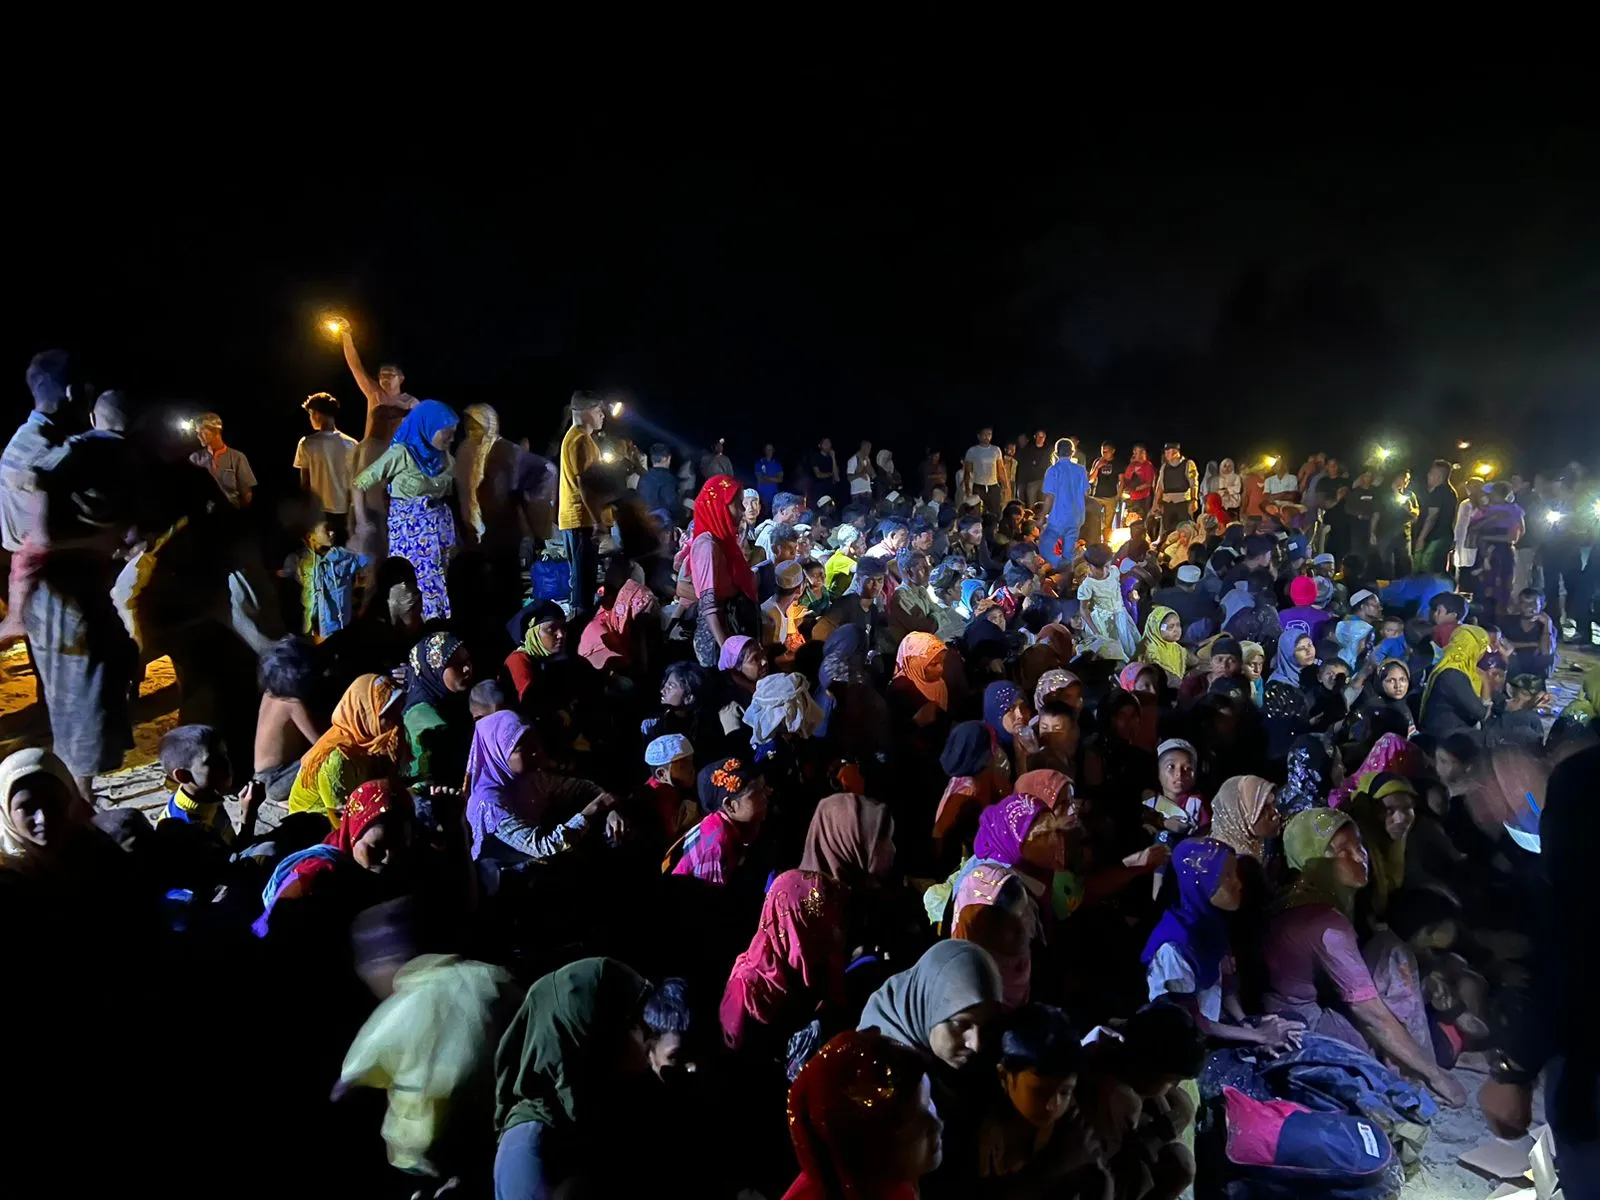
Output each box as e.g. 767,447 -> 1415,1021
891,632 -> 949,712
288,673 -> 405,822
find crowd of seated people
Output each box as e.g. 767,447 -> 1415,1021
3,389 -> 1595,1197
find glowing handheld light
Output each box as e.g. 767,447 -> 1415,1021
600,449 -> 617,464
1457,440 -> 1471,450
1374,446 -> 1391,462
1264,455 -> 1279,467
1474,461 -> 1495,478
1546,509 -> 1564,526
608,400 -> 625,418
177,417 -> 195,432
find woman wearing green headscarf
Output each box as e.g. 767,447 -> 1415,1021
493,958 -> 694,1196
1261,810 -> 1466,1107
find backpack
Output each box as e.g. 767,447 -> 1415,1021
531,557 -> 568,603
1214,1086 -> 1398,1200
1199,1033 -> 1436,1175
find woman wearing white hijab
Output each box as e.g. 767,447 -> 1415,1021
0,747 -> 87,865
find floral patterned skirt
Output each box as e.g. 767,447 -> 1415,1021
388,496 -> 456,620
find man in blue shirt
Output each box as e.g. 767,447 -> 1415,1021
636,443 -> 680,517
1040,443 -> 1089,568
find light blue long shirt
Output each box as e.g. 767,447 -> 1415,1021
1042,459 -> 1089,535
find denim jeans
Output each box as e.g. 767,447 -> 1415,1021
561,527 -> 598,618
1041,526 -> 1074,569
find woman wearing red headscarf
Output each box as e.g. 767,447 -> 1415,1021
689,475 -> 760,668
781,1029 -> 944,1199
252,779 -> 415,936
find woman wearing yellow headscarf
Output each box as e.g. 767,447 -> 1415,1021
1419,624 -> 1492,737
289,673 -> 405,822
1138,605 -> 1188,683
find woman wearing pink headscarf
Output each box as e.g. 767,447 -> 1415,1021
720,869 -> 847,1053
1328,733 -> 1422,808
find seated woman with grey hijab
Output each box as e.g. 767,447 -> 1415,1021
858,939 -> 1005,1172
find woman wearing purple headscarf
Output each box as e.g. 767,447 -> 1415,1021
464,710 -> 618,861
1142,838 -> 1303,1052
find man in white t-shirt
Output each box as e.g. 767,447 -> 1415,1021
964,427 -> 1004,515
845,440 -> 876,498
1264,468 -> 1301,500
293,392 -> 358,530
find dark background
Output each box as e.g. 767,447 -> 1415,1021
11,60 -> 1598,489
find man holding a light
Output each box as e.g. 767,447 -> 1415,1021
1371,467 -> 1420,580
335,320 -> 417,564
559,391 -> 610,622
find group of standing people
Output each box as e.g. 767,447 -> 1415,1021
1,361 -> 1596,1198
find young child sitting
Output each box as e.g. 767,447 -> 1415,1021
642,660 -> 709,742
255,637 -> 325,803
158,723 -> 262,849
1143,738 -> 1207,835
284,516 -> 369,639
1373,614 -> 1409,663
1501,588 -> 1555,678
1031,701 -> 1079,775
469,679 -> 509,720
636,733 -> 700,846
1428,591 -> 1469,650
977,1003 -> 1085,1179
665,756 -> 770,885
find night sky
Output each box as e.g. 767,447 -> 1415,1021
13,63 -> 1598,487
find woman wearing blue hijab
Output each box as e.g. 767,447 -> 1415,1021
354,399 -> 460,620
982,680 -> 1020,752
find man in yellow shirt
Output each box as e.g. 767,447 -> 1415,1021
560,391 -> 607,619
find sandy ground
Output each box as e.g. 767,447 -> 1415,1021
0,636 -> 1591,1196
0,642 -> 285,829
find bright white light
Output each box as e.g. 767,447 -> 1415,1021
1374,446 -> 1391,461
1546,509 -> 1564,525
1264,455 -> 1279,467
608,401 -> 624,418
1394,493 -> 1409,505
600,449 -> 617,464
1592,499 -> 1600,520
1457,440 -> 1471,450
1109,526 -> 1132,551
177,418 -> 195,432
